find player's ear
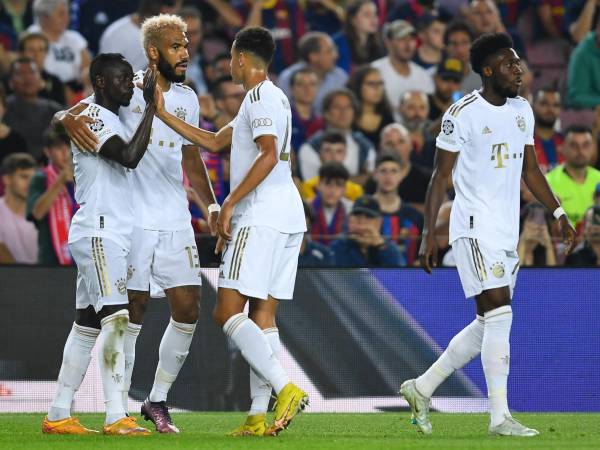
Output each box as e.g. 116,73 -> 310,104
95,75 -> 105,89
146,45 -> 159,63
482,65 -> 493,78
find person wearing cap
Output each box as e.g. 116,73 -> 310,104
413,12 -> 447,74
428,57 -> 464,122
330,195 -> 406,267
372,20 -> 434,122
299,201 -> 335,268
565,205 -> 600,266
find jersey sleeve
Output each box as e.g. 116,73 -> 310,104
183,94 -> 201,146
247,96 -> 278,141
525,102 -> 535,146
83,105 -> 122,152
228,116 -> 237,128
436,111 -> 469,153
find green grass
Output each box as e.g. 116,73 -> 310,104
1,412 -> 599,449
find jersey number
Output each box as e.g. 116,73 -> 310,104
279,118 -> 291,164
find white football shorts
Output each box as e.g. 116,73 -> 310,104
127,226 -> 202,293
70,237 -> 129,312
451,237 -> 520,299
218,225 -> 303,300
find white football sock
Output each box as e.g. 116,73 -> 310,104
122,322 -> 141,412
249,327 -> 281,415
148,318 -> 196,402
48,323 -> 99,421
416,316 -> 484,398
223,314 -> 289,394
99,309 -> 129,425
481,305 -> 512,427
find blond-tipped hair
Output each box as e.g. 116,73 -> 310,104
141,14 -> 187,54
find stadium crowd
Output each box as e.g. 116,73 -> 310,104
1,0 -> 600,268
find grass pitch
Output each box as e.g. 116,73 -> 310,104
1,412 -> 599,449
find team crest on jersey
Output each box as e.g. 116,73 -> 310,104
175,107 -> 187,120
115,277 -> 127,295
88,119 -> 104,133
491,262 -> 505,278
516,115 -> 526,132
442,119 -> 454,135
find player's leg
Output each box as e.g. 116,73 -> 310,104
141,228 -> 201,433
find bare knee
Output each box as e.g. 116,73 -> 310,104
166,286 -> 200,324
128,290 -> 150,325
249,310 -> 276,330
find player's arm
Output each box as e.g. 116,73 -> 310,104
418,148 -> 458,273
52,102 -> 98,151
522,144 -> 576,253
182,145 -> 219,235
153,84 -> 232,152
217,134 -> 278,242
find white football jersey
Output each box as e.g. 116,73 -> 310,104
436,90 -> 535,251
229,80 -> 306,234
69,103 -> 133,250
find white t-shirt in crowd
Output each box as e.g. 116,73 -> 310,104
99,15 -> 147,72
69,103 -> 133,250
0,197 -> 38,264
228,80 -> 306,234
436,90 -> 535,251
371,56 -> 434,121
28,24 -> 87,83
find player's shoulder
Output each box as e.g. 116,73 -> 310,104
445,91 -> 481,119
247,80 -> 282,104
508,95 -> 533,113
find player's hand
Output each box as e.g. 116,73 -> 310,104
154,84 -> 165,117
215,235 -> 225,255
208,210 -> 218,236
62,112 -> 98,152
558,215 -> 576,254
141,66 -> 158,105
418,232 -> 438,274
217,199 -> 233,241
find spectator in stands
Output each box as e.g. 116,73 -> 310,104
28,0 -> 91,103
346,65 -> 394,149
372,153 -> 423,265
413,12 -> 446,74
444,21 -> 480,94
26,130 -> 74,265
17,32 -> 65,105
298,89 -> 376,182
331,195 -> 406,266
277,31 -> 348,113
203,52 -> 230,87
398,90 -> 436,170
0,0 -> 33,53
0,153 -> 38,264
99,0 -> 180,72
533,87 -> 564,172
567,16 -> 600,109
4,57 -> 61,161
300,130 -> 364,202
546,125 -> 600,226
303,0 -> 345,35
372,19 -> 434,122
517,202 -> 557,266
201,75 -> 245,130
428,56 -> 464,122
565,205 -> 600,266
333,0 -> 384,73
364,123 -> 431,211
180,6 -> 208,95
310,162 -> 353,245
290,67 -> 324,153
565,0 -> 600,43
535,0 -> 567,39
467,0 -> 527,58
0,84 -> 28,164
299,201 -> 335,267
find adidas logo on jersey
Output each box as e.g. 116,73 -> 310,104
132,105 -> 142,114
482,126 -> 492,134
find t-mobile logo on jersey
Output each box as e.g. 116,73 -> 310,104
490,143 -> 523,169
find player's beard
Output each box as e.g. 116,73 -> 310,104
494,78 -> 519,99
157,50 -> 186,83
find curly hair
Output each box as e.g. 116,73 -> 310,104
141,14 -> 187,54
470,32 -> 514,76
234,27 -> 275,66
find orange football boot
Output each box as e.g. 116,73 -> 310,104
42,416 -> 99,435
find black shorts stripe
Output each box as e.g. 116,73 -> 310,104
91,237 -> 105,297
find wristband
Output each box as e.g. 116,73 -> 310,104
553,206 -> 566,220
208,203 -> 221,214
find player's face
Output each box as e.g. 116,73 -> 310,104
490,48 -> 523,99
375,161 -> 402,191
105,63 -> 134,107
533,91 -> 561,128
3,168 -> 35,200
291,72 -> 319,104
317,177 -> 346,207
156,29 -> 189,83
380,128 -> 412,163
320,143 -> 347,163
230,44 -> 243,84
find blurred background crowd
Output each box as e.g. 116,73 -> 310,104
1,0 -> 600,269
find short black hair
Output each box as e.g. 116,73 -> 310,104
290,67 -> 318,87
322,88 -> 359,114
534,85 -> 561,103
443,20 -> 475,46
319,130 -> 346,150
564,124 -> 593,139
319,161 -> 349,181
470,32 -> 514,76
9,56 -> 37,78
375,152 -> 402,168
43,128 -> 70,149
1,152 -> 36,175
213,75 -> 234,99
18,31 -> 48,52
89,53 -> 130,89
298,32 -> 325,61
234,27 -> 275,66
